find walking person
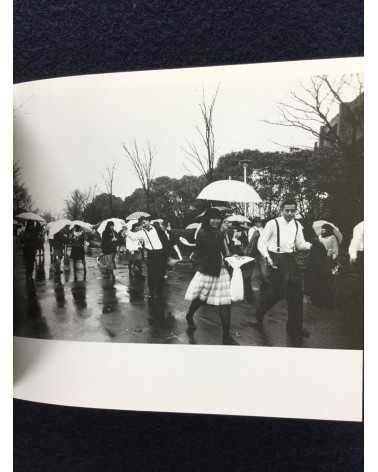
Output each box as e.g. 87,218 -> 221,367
126,222 -> 144,279
184,208 -> 237,345
21,221 -> 39,280
254,197 -> 312,340
128,216 -> 174,299
70,225 -> 87,280
35,222 -> 45,258
245,218 -> 265,300
160,220 -> 183,278
319,223 -> 339,266
52,227 -> 70,278
100,221 -> 118,280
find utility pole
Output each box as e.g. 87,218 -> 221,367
240,160 -> 249,216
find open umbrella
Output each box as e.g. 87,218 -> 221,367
126,211 -> 150,221
225,214 -> 250,224
48,219 -> 71,237
97,218 -> 126,236
69,220 -> 93,232
197,180 -> 262,203
185,222 -> 201,230
16,212 -> 46,223
313,220 -> 343,244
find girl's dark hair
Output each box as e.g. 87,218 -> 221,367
104,221 -> 114,233
202,208 -> 222,230
131,223 -> 139,232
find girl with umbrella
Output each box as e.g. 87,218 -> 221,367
101,221 -> 118,280
70,225 -> 87,280
184,208 -> 237,345
21,221 -> 39,280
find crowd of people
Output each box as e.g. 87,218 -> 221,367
15,196 -> 364,346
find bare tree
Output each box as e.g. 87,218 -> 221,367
103,162 -> 117,217
264,74 -> 363,152
64,189 -> 91,220
264,73 -> 364,229
182,87 -> 219,183
122,141 -> 155,211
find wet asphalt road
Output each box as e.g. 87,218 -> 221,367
14,242 -> 360,348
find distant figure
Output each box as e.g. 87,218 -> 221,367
70,225 -> 87,280
229,226 -> 245,256
349,221 -> 364,265
184,208 -> 237,345
101,221 -> 118,280
319,223 -> 339,264
35,222 -> 45,258
245,218 -> 265,298
53,228 -> 69,277
47,225 -> 54,257
126,223 -> 144,279
305,227 -> 333,308
128,217 -> 174,299
160,220 -> 183,261
160,220 -> 183,278
21,221 -> 39,280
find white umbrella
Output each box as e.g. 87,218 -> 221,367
185,222 -> 201,230
69,220 -> 93,231
196,206 -> 230,218
197,180 -> 262,203
16,212 -> 46,223
48,219 -> 71,237
225,214 -> 250,224
313,220 -> 343,244
179,237 -> 196,247
97,218 -> 126,236
126,211 -> 150,221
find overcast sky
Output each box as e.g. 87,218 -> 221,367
14,57 -> 362,215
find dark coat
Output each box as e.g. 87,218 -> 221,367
152,223 -> 176,258
101,230 -> 116,255
195,228 -> 226,277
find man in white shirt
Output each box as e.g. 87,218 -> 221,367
129,216 -> 173,299
255,197 -> 312,340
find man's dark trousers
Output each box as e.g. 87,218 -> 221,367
256,252 -> 303,335
147,249 -> 167,297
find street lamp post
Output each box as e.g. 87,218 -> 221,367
240,160 -> 249,216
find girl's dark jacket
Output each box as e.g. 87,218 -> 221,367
101,230 -> 116,255
195,228 -> 227,277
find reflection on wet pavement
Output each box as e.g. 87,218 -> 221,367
13,243 -> 361,348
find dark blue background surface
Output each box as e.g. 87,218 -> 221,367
14,1 -> 363,470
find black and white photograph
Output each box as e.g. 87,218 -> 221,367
13,58 -> 363,350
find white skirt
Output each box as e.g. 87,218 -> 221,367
185,268 -> 231,306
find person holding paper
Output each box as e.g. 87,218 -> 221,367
184,208 -> 237,345
255,196 -> 312,340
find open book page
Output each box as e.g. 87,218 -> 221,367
14,57 -> 363,422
